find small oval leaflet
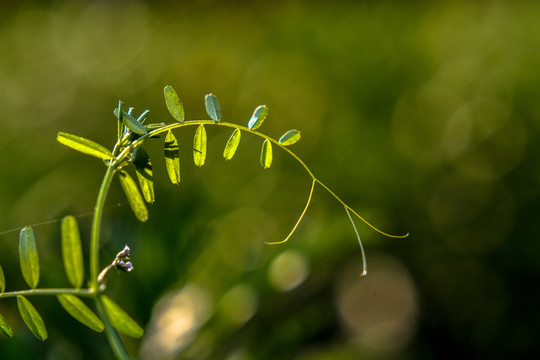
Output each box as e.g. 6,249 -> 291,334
0,264 -> 5,294
122,112 -> 148,135
205,93 -> 222,122
0,313 -> 13,338
17,296 -> 48,341
57,132 -> 114,160
61,216 -> 84,288
119,170 -> 149,222
248,105 -> 269,130
102,295 -> 144,338
223,128 -> 241,160
134,147 -> 155,203
278,129 -> 301,146
164,131 -> 181,184
193,124 -> 207,167
260,139 -> 273,169
57,294 -> 104,333
164,85 -> 185,123
19,226 -> 40,289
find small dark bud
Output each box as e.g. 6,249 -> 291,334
116,261 -> 133,273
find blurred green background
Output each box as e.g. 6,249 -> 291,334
1,0 -> 539,359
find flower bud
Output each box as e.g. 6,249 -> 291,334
116,260 -> 133,273
116,245 -> 130,259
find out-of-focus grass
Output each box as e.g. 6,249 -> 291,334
1,1 -> 540,359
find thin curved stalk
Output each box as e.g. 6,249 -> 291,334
266,179 -> 316,245
89,155 -> 130,359
90,164 -> 117,287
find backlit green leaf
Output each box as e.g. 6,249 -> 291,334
134,147 -> 155,203
193,124 -> 207,167
17,296 -> 47,341
119,170 -> 149,222
164,131 -> 180,184
278,129 -> 301,146
57,294 -> 104,333
164,85 -> 185,123
260,139 -> 273,169
57,132 -> 114,160
61,216 -> 84,288
0,313 -> 13,338
19,227 -> 39,289
248,105 -> 269,130
223,128 -> 241,161
205,93 -> 221,122
0,264 -> 5,294
102,295 -> 144,338
122,112 -> 148,135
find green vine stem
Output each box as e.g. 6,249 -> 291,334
0,91 -> 408,360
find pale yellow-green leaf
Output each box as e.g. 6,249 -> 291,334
119,170 -> 149,222
19,227 -> 39,289
164,131 -> 180,184
260,139 -> 273,169
193,124 -> 207,167
248,105 -> 268,130
61,216 -> 84,288
102,295 -> 144,338
17,296 -> 48,341
134,147 -> 155,203
164,85 -> 185,122
57,294 -> 104,333
223,128 -> 241,161
57,132 -> 113,160
278,129 -> 301,146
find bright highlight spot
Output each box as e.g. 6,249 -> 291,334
268,250 -> 309,292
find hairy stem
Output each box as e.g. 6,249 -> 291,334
0,288 -> 93,299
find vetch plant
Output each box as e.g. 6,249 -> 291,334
0,85 -> 408,359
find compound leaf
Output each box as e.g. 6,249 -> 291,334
61,216 -> 84,288
248,105 -> 269,130
57,132 -> 113,160
260,139 -> 273,169
164,131 -> 180,184
119,170 -> 149,222
19,227 -> 39,289
223,128 -> 241,160
164,85 -> 185,123
0,264 -> 4,294
0,313 -> 13,338
17,296 -> 47,341
193,124 -> 207,167
102,295 -> 143,339
134,147 -> 155,203
205,93 -> 221,122
57,294 -> 104,333
278,129 -> 301,146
